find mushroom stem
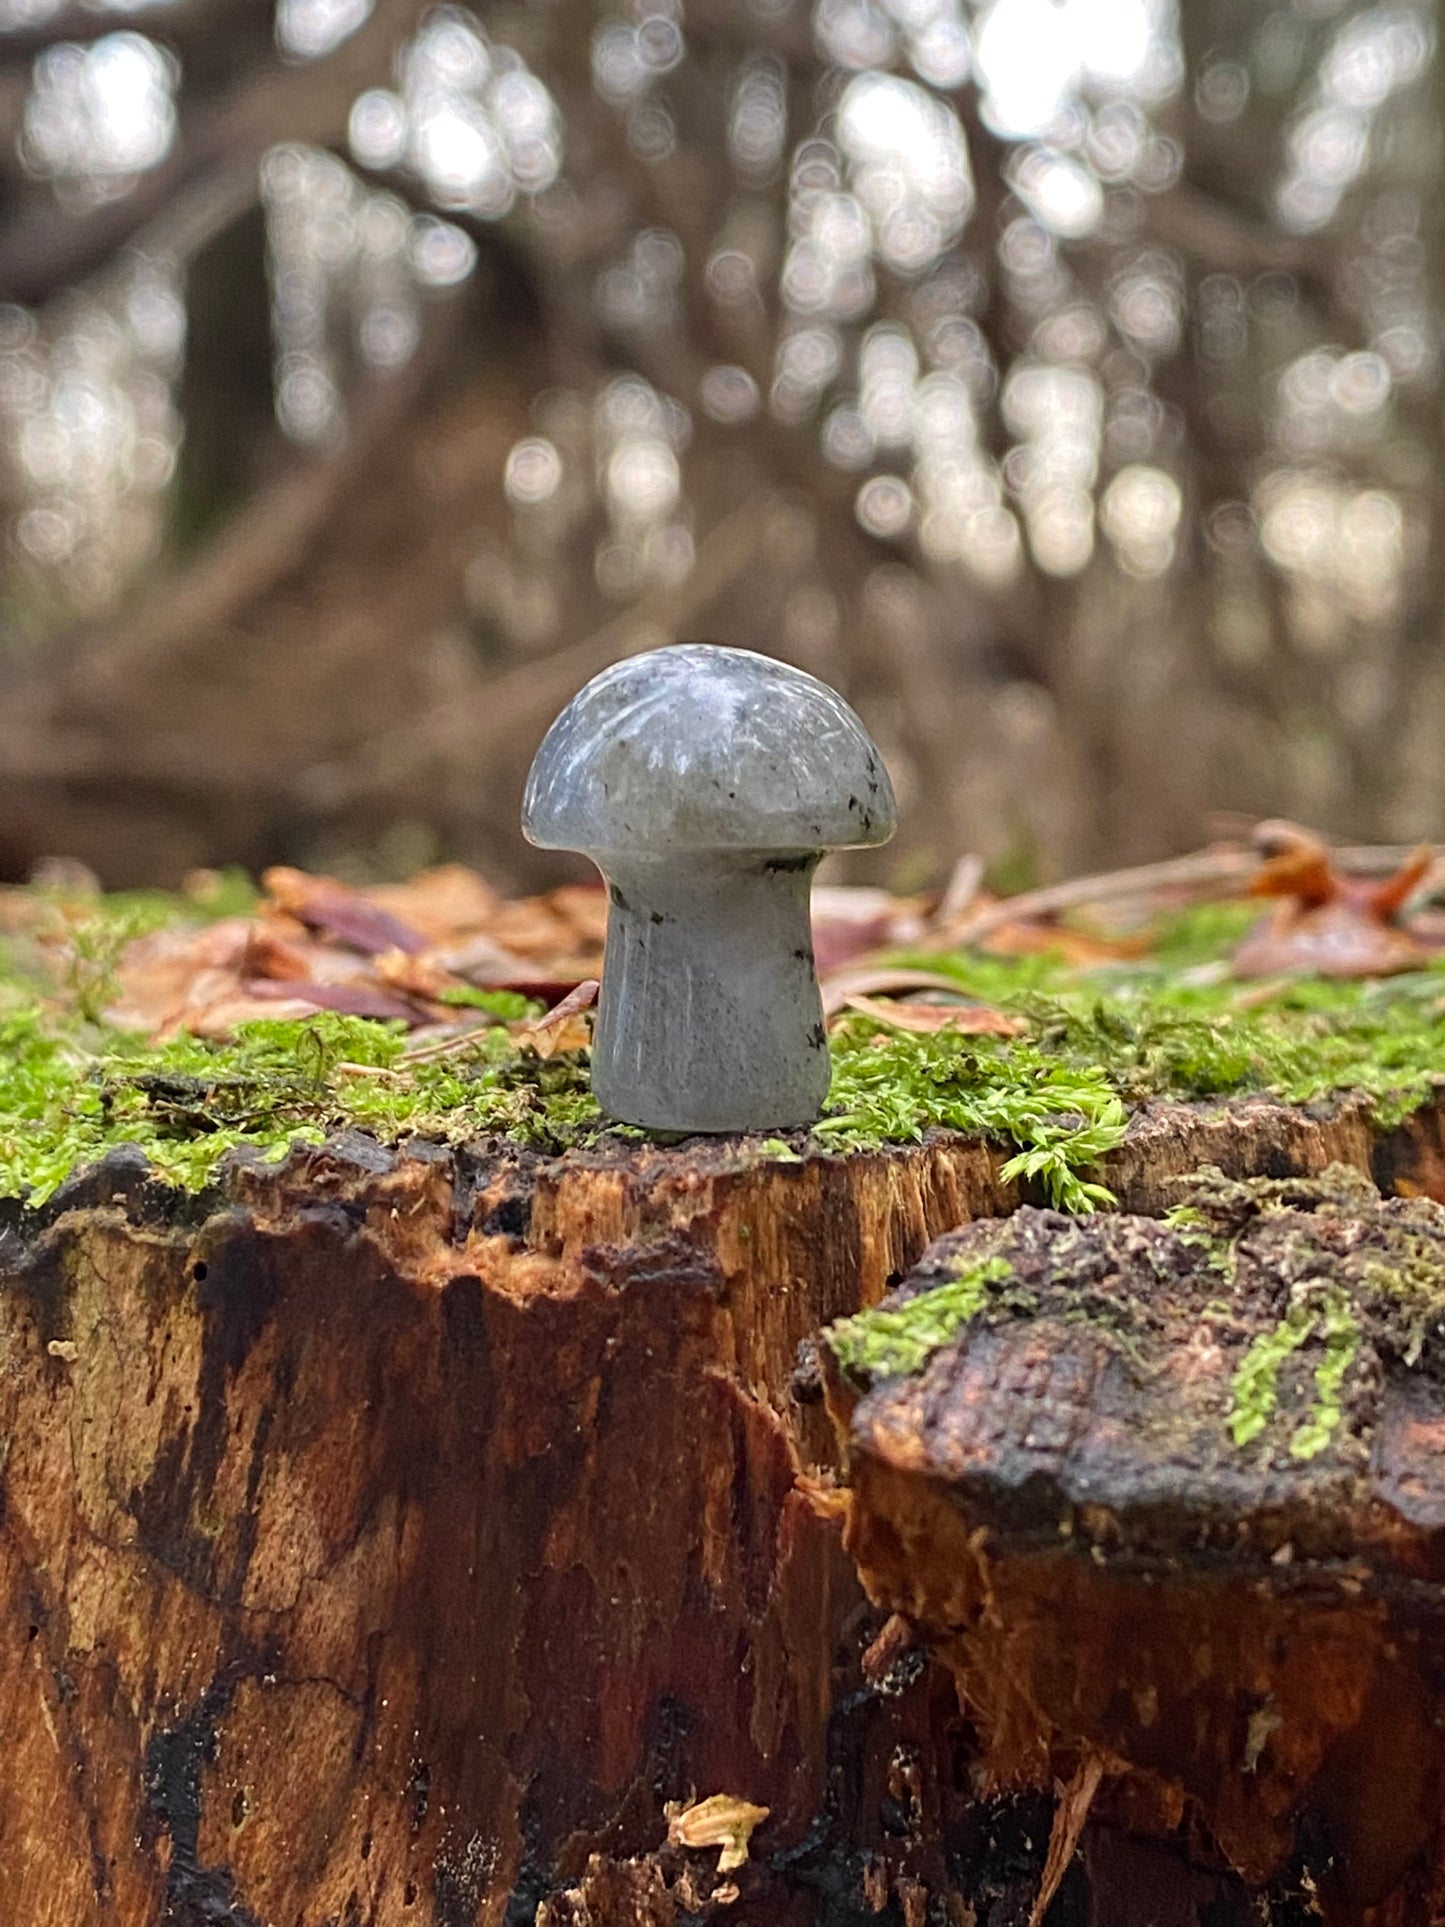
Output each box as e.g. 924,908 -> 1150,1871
592,851 -> 829,1133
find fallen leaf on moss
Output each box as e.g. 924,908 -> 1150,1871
1233,901 -> 1427,978
174,990 -> 333,1036
109,917 -> 437,1039
511,979 -> 598,1057
980,918 -> 1153,965
837,993 -> 1027,1037
811,886 -> 931,974
487,887 -> 608,966
363,863 -> 502,938
666,1794 -> 770,1872
262,866 -> 428,956
372,946 -> 468,1001
108,919 -> 312,1038
242,979 -> 424,1023
1234,831 -> 1436,978
424,930 -> 584,993
821,965 -> 988,1017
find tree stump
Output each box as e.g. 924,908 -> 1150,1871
0,1124 -> 1013,1927
828,1160 -> 1445,1927
4,1085 -> 1445,1924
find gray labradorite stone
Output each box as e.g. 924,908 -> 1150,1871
522,644 -> 896,1134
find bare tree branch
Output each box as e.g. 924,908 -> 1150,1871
0,0 -> 431,304
293,494 -> 783,812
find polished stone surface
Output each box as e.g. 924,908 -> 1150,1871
523,644 -> 896,1132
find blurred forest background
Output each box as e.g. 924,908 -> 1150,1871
0,0 -> 1436,891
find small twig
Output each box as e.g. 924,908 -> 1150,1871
399,1022 -> 499,1066
925,847 -> 1257,950
936,852 -> 985,927
925,840 -> 1445,952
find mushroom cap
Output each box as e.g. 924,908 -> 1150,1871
522,644 -> 896,854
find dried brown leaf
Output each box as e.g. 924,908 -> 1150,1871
811,885 -> 930,974
363,863 -> 502,939
510,979 -> 599,1058
108,919 -> 316,1039
1237,829 -> 1439,977
262,866 -> 428,957
821,966 -> 985,1016
980,920 -> 1153,965
488,889 -> 607,967
545,883 -> 611,946
837,993 -> 1026,1036
1233,901 -> 1427,979
241,979 -> 424,1022
180,991 -> 332,1038
372,947 -> 467,1000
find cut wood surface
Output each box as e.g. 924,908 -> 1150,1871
4,1085 -> 1445,1923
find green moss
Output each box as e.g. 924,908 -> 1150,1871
1228,1298 -> 1318,1447
435,986 -> 534,1019
2,889 -> 1445,1212
0,1003 -> 604,1206
827,1256 -> 1013,1380
830,1164 -> 1444,1486
1192,1171 -> 1426,1455
1352,1222 -> 1445,1367
1289,1290 -> 1360,1461
899,894 -> 1445,1100
817,1022 -> 1125,1213
1228,1284 -> 1361,1460
755,1137 -> 803,1163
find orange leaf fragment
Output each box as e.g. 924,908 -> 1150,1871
981,920 -> 1152,965
510,979 -> 599,1058
1235,828 -> 1435,978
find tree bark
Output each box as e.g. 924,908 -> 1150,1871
829,1148 -> 1445,1927
3,1088 -> 1444,1924
0,1126 -> 1010,1926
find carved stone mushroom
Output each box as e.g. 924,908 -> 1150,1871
522,643 -> 896,1133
